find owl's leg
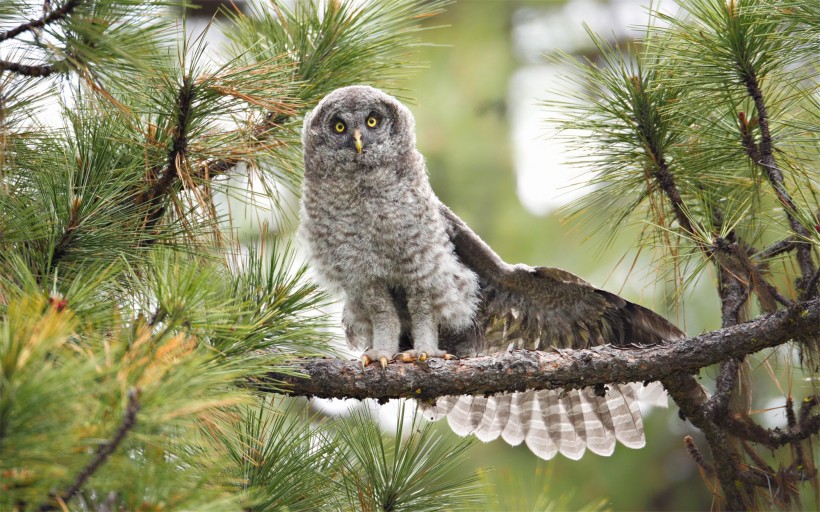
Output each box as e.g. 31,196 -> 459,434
342,300 -> 372,351
359,285 -> 401,369
396,295 -> 456,363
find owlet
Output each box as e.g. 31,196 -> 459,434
299,85 -> 683,460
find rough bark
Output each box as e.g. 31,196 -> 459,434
262,298 -> 818,402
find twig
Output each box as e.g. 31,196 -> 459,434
189,112 -> 292,180
800,267 -> 819,301
718,263 -> 749,326
136,76 -> 194,235
0,0 -> 81,43
742,71 -> 816,282
654,157 -> 696,235
757,238 -> 797,260
685,436 -> 715,476
716,408 -> 820,449
38,388 -> 140,511
705,358 -> 741,420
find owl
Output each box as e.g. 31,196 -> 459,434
299,85 -> 683,460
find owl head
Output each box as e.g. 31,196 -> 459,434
302,86 -> 416,173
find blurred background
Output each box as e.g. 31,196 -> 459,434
185,0 -> 807,509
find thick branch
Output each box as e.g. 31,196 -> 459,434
263,299 -> 819,401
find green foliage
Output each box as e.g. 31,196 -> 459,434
549,0 -> 818,287
545,0 -> 818,508
223,0 -> 447,106
334,406 -> 484,512
205,399 -> 344,511
1,1 -> 487,510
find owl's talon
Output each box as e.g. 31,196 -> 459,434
395,350 -> 456,363
396,352 -> 416,363
361,350 -> 394,370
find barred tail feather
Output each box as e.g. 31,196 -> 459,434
637,381 -> 669,408
421,382 -> 653,460
446,396 -> 485,436
580,388 -> 615,457
422,395 -> 457,421
475,393 -> 510,442
609,384 -> 645,449
525,391 -> 558,460
501,392 -> 526,446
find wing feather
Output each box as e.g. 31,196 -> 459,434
426,204 -> 685,460
439,204 -> 684,354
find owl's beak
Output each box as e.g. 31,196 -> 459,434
353,128 -> 363,154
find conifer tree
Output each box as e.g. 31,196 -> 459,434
547,1 -> 819,506
1,0 -> 818,511
1,1 -> 483,510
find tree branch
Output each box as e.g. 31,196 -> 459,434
136,76 -> 194,235
262,299 -> 819,402
742,72 -> 816,284
38,388 -> 140,512
0,0 -> 81,43
0,58 -> 61,77
757,237 -> 797,260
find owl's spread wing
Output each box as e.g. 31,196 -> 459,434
427,204 -> 683,460
439,203 -> 684,353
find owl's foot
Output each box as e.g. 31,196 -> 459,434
361,350 -> 392,370
395,350 -> 457,363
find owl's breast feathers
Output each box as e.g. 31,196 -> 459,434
301,152 -> 476,300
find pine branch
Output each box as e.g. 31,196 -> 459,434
0,0 -> 81,43
717,396 -> 820,449
741,71 -> 816,284
0,58 -> 61,77
137,75 -> 194,234
38,388 -> 140,512
262,299 -> 819,402
757,237 -> 797,260
654,157 -> 696,236
190,112 -> 291,180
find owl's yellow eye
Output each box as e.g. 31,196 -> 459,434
366,116 -> 379,128
334,121 -> 346,133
